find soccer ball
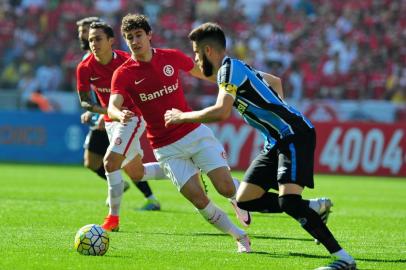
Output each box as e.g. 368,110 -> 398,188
74,224 -> 109,256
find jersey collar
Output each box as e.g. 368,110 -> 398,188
221,55 -> 230,65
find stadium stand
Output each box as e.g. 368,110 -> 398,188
0,0 -> 405,114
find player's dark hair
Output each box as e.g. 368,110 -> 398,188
121,14 -> 151,36
89,21 -> 114,38
188,22 -> 226,50
76,16 -> 102,27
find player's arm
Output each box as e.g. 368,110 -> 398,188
108,93 -> 134,124
165,90 -> 234,126
76,64 -> 107,114
259,71 -> 284,99
78,91 -> 107,114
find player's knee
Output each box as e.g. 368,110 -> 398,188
103,156 -> 120,173
216,182 -> 236,198
128,171 -> 144,182
278,194 -> 302,218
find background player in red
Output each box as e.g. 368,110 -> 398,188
76,21 -> 168,230
76,17 -> 114,197
108,13 -> 250,252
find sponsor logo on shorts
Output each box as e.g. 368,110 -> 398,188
115,137 -> 122,145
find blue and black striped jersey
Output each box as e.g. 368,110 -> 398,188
217,56 -> 314,148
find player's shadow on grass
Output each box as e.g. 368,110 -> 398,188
289,253 -> 406,268
129,230 -> 313,243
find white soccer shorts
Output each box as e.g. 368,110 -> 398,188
105,116 -> 145,168
153,124 -> 229,190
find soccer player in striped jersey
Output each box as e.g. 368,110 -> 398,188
164,22 -> 356,270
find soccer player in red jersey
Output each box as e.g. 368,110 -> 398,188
109,14 -> 250,252
76,17 -> 112,196
76,21 -> 168,231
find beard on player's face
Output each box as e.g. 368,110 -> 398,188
202,52 -> 214,77
80,39 -> 90,51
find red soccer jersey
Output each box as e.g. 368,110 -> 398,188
111,48 -> 200,148
76,50 -> 139,121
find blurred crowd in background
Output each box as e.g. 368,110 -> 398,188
0,0 -> 405,111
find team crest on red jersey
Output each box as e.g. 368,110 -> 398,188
163,65 -> 174,76
115,137 -> 122,145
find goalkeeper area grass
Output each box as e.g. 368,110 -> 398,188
0,163 -> 405,270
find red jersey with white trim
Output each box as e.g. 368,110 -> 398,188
76,49 -> 140,121
111,48 -> 200,148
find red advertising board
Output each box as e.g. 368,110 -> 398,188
314,122 -> 406,177
141,118 -> 406,177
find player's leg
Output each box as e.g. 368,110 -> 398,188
235,148 -> 283,213
101,118 -> 143,231
123,156 -> 161,211
277,130 -> 356,270
180,174 -> 250,253
102,149 -> 126,231
84,128 -> 131,206
175,167 -> 250,253
141,162 -> 168,181
205,167 -> 251,227
190,125 -> 251,227
235,149 -> 332,222
83,129 -> 108,180
155,138 -> 250,253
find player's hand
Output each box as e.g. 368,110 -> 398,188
96,115 -> 105,130
119,109 -> 135,125
164,108 -> 184,127
80,111 -> 93,124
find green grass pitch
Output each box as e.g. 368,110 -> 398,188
0,163 -> 405,270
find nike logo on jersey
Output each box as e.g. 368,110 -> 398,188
90,77 -> 100,81
134,78 -> 145,84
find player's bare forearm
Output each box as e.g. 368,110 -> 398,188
78,91 -> 107,114
165,94 -> 233,126
107,105 -> 122,122
107,94 -> 132,123
260,72 -> 284,99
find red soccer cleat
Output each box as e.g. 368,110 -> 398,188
101,215 -> 120,232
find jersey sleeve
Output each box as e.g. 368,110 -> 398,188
76,63 -> 91,93
172,49 -> 194,72
217,64 -> 237,99
111,68 -> 130,99
217,60 -> 246,99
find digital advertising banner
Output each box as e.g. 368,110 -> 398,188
0,110 -> 87,164
141,117 -> 406,178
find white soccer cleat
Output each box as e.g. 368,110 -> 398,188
236,235 -> 251,253
314,197 -> 333,244
230,199 -> 251,227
